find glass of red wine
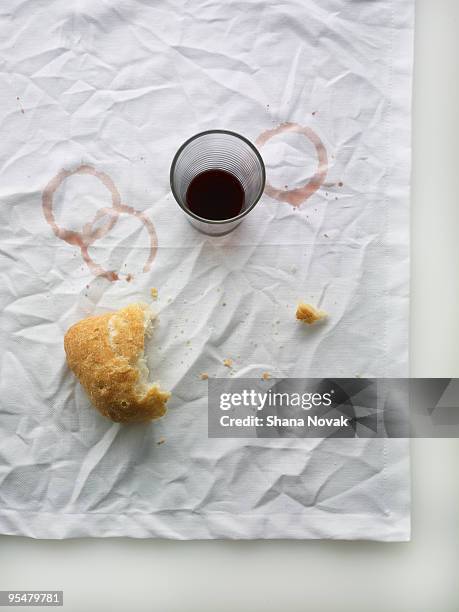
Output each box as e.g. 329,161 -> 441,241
170,130 -> 265,235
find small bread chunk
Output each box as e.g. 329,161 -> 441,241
296,302 -> 327,325
64,303 -> 170,423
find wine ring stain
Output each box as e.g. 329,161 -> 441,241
42,164 -> 158,282
256,122 -> 328,208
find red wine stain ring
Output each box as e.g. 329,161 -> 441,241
84,205 -> 158,281
42,165 -> 158,281
256,122 -> 328,208
42,165 -> 120,245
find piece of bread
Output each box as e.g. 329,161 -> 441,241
296,302 -> 327,325
64,303 -> 170,423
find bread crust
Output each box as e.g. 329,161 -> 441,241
64,303 -> 170,423
296,302 -> 327,325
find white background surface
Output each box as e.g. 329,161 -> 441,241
0,0 -> 458,610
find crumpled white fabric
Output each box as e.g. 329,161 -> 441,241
0,0 -> 413,540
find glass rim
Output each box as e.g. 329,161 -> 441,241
169,129 -> 266,225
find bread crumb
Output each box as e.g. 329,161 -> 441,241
223,358 -> 233,368
150,287 -> 158,300
200,372 -> 209,380
262,372 -> 271,380
157,437 -> 166,445
296,303 -> 327,325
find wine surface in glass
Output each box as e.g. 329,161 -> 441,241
185,169 -> 244,221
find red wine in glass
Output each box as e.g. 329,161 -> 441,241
186,169 -> 244,221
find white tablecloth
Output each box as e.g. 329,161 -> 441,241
0,0 -> 413,539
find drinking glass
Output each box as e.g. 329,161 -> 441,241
170,129 -> 265,235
